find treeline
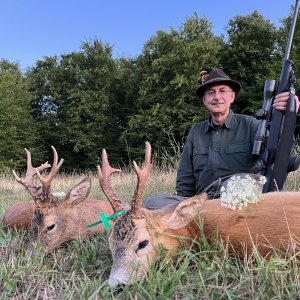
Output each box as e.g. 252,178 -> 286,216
1,10 -> 299,172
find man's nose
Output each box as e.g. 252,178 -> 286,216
214,91 -> 223,99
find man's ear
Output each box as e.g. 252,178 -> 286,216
163,194 -> 207,229
64,177 -> 91,207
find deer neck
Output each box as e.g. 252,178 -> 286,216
145,200 -> 237,250
145,205 -> 201,250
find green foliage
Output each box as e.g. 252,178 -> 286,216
26,40 -> 116,170
122,14 -> 220,159
108,57 -> 142,163
220,11 -> 278,115
277,6 -> 300,132
0,60 -> 41,172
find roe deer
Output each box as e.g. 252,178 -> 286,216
2,146 -> 114,253
96,142 -> 300,287
2,152 -> 54,229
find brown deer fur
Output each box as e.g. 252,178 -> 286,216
98,142 -> 300,287
30,177 -> 113,252
107,192 -> 300,286
1,147 -> 113,253
2,201 -> 34,229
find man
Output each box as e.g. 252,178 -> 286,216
145,68 -> 299,209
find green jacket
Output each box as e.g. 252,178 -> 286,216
176,110 -> 260,197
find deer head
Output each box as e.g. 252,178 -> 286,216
96,141 -> 152,286
2,148 -> 51,229
96,141 -> 207,287
12,146 -> 112,252
107,195 -> 206,287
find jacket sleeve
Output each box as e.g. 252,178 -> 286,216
176,129 -> 196,197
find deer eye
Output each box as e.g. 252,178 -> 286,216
137,240 -> 149,252
47,224 -> 55,232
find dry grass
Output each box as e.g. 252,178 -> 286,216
1,168 -> 300,299
0,167 -> 177,215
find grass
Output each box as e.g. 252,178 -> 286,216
1,168 -> 300,299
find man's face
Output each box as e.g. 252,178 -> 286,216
202,84 -> 235,115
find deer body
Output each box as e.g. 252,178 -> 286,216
93,142 -> 300,287
147,192 -> 300,256
2,200 -> 34,229
107,192 -> 300,286
199,192 -> 300,256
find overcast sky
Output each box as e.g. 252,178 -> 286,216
0,0 -> 296,71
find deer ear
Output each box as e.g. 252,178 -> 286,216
163,194 -> 207,229
64,177 -> 91,207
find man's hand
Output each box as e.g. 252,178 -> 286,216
273,91 -> 300,112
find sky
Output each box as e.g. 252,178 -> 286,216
0,1 -> 296,71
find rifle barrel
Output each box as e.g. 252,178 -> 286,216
285,0 -> 300,61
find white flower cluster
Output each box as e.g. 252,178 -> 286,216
220,175 -> 266,210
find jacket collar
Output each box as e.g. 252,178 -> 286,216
204,110 -> 233,133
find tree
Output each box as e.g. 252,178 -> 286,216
0,60 -> 41,172
276,4 -> 300,134
122,14 -> 222,161
109,57 -> 141,163
26,40 -> 116,170
220,11 -> 278,115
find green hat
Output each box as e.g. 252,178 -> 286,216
196,69 -> 242,98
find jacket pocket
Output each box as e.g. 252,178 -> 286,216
224,142 -> 253,170
193,145 -> 209,170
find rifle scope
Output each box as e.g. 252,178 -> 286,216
252,80 -> 276,155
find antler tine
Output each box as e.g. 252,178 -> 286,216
12,148 -> 51,197
24,148 -> 51,174
97,148 -> 122,213
130,141 -> 152,218
25,148 -> 33,174
36,146 -> 64,189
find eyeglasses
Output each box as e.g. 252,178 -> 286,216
204,88 -> 233,98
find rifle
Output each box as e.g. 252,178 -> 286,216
252,0 -> 300,192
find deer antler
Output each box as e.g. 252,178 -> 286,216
97,149 -> 123,213
12,148 -> 51,198
130,141 -> 152,219
35,146 -> 64,205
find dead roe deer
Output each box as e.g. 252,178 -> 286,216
95,142 -> 300,287
2,146 -> 114,252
